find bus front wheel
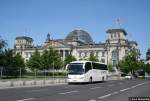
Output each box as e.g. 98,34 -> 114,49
102,76 -> 104,82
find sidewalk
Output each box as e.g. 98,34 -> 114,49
0,78 -> 67,89
0,75 -> 123,89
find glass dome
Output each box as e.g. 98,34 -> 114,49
65,30 -> 93,43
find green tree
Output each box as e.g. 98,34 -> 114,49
0,36 -> 7,53
41,47 -> 63,70
119,49 -> 140,74
143,48 -> 150,74
143,63 -> 150,73
88,52 -> 99,62
0,37 -> 26,77
3,49 -> 25,77
64,54 -> 76,66
52,49 -> 63,69
107,63 -> 113,72
41,49 -> 49,70
0,37 -> 7,66
146,48 -> 150,61
26,49 -> 42,71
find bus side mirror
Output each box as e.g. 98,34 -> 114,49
66,64 -> 69,70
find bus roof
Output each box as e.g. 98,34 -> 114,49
70,61 -> 91,64
70,61 -> 106,65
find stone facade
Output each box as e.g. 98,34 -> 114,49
14,28 -> 138,66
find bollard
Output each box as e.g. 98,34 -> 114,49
43,80 -> 45,85
10,81 -> 14,87
33,81 -> 36,85
56,79 -> 58,84
23,81 -> 26,86
65,78 -> 67,83
51,79 -> 54,84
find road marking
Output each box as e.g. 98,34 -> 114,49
90,86 -> 101,90
98,91 -> 119,99
118,82 -> 123,85
98,94 -> 112,99
88,99 -> 96,101
59,90 -> 79,95
16,98 -> 35,101
120,87 -> 131,92
112,91 -> 119,95
131,85 -> 139,89
27,89 -> 48,92
93,81 -> 150,100
108,84 -> 114,87
120,81 -> 150,92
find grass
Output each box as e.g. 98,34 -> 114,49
0,72 -> 67,81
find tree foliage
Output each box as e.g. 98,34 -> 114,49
107,63 -> 113,72
0,37 -> 7,66
0,36 -> 7,53
2,49 -> 25,77
119,50 -> 140,74
0,37 -> 26,77
64,54 -> 76,66
41,47 -> 63,70
27,47 -> 63,71
144,48 -> 150,73
88,52 -> 99,62
143,63 -> 150,73
146,48 -> 150,61
26,49 -> 42,71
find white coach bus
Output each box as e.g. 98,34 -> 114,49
66,61 -> 108,83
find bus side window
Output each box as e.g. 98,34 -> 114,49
93,63 -> 99,70
100,64 -> 108,70
85,62 -> 92,73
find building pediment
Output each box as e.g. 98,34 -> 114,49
44,40 -> 69,48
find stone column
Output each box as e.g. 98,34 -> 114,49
63,50 -> 65,61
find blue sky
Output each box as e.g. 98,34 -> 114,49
0,0 -> 150,59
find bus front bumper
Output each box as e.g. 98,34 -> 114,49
67,78 -> 85,83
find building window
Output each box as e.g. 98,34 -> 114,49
96,51 -> 99,57
112,50 -> 117,60
125,50 -> 128,54
101,59 -> 105,63
114,34 -> 116,38
65,50 -> 69,57
112,60 -> 117,66
118,33 -> 120,38
81,52 -> 85,58
111,34 -> 113,38
79,52 -> 82,58
102,51 -> 105,57
60,50 -> 63,57
85,52 -> 87,57
26,52 -> 28,58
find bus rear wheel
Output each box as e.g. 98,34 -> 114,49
89,77 -> 92,84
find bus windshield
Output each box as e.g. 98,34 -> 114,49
68,63 -> 84,75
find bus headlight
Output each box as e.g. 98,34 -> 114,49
68,77 -> 71,79
79,77 -> 84,79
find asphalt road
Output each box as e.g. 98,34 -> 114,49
0,79 -> 150,101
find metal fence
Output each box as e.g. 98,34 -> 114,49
0,67 -> 67,80
0,67 -> 68,88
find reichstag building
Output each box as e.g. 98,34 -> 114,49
14,28 -> 138,66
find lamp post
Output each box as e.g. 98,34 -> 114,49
105,39 -> 110,65
52,62 -> 54,82
19,68 -> 21,81
0,67 -> 3,79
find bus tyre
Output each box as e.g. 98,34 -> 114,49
102,77 -> 104,82
89,77 -> 92,84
